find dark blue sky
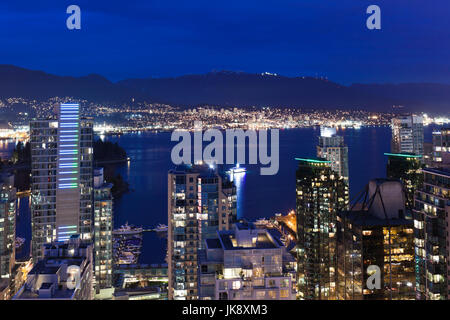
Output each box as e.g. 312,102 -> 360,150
0,1 -> 448,84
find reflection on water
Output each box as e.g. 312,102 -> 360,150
229,171 -> 246,219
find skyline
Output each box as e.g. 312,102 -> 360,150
1,1 -> 450,304
2,101 -> 450,301
0,1 -> 449,84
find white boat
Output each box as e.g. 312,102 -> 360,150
113,222 -> 143,236
228,163 -> 247,174
154,224 -> 168,233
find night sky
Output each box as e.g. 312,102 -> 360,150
0,1 -> 448,84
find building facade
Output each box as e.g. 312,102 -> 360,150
432,128 -> 450,168
93,168 -> 113,291
167,164 -> 237,300
317,127 -> 349,184
337,179 -> 415,300
30,103 -> 94,260
295,157 -> 349,300
413,167 -> 450,300
199,222 -> 296,300
0,173 -> 16,297
391,114 -> 424,156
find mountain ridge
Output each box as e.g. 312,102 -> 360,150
0,65 -> 449,113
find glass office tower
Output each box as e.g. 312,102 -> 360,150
167,164 -> 237,300
385,152 -> 423,210
30,103 -> 94,260
391,114 -> 424,156
295,157 -> 348,300
413,167 -> 450,300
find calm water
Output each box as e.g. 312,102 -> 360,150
1,125 -> 440,264
107,126 -> 392,264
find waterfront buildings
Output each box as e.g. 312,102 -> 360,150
167,164 -> 237,300
385,153 -> 423,210
413,167 -> 450,300
391,115 -> 424,155
14,235 -> 93,300
198,222 -> 296,300
93,168 -> 113,292
30,103 -> 94,260
317,127 -> 349,183
0,173 -> 16,299
336,179 -> 415,300
295,157 -> 349,300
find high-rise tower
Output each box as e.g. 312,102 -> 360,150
93,168 -> 113,292
336,179 -> 415,300
167,164 -> 236,300
385,152 -> 423,210
30,103 -> 94,260
295,157 -> 348,300
317,127 -> 349,184
391,115 -> 424,156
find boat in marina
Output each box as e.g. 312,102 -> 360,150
113,223 -> 143,265
153,224 -> 168,233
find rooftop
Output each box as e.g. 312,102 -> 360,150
29,258 -> 84,276
218,230 -> 278,250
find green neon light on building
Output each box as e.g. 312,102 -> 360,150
384,153 -> 422,159
295,158 -> 332,164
